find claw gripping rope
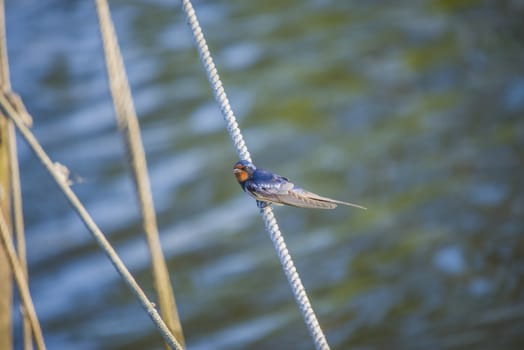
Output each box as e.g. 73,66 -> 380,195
180,1 -> 331,349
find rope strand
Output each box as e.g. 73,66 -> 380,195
0,211 -> 46,350
0,93 -> 184,350
260,207 -> 330,349
179,1 -> 330,348
95,0 -> 185,347
0,1 -> 35,348
181,0 -> 251,163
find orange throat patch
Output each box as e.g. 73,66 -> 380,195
233,168 -> 249,183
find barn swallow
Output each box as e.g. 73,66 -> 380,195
233,160 -> 367,210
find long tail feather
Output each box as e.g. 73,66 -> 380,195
277,189 -> 367,210
298,190 -> 367,210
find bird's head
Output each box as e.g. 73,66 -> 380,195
233,160 -> 256,184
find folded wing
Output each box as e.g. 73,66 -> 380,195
277,188 -> 367,210
245,175 -> 367,210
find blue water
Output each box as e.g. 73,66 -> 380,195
6,0 -> 524,349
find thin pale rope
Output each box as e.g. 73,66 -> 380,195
180,0 -> 251,163
260,207 -> 330,350
180,1 -> 330,349
0,1 -> 33,349
0,94 -> 183,350
8,118 -> 32,350
0,0 -> 9,87
0,210 -> 46,350
95,0 -> 185,347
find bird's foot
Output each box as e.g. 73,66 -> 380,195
256,200 -> 270,209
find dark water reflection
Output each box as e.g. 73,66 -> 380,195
7,0 -> 524,349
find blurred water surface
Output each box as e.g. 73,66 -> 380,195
6,0 -> 524,349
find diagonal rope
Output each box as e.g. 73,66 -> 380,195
0,1 -> 34,349
179,1 -> 251,163
179,1 -> 330,349
0,94 -> 184,350
260,207 -> 329,349
95,0 -> 185,347
0,210 -> 46,350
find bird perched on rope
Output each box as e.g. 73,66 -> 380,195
233,160 -> 366,210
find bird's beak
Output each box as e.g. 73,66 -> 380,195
233,168 -> 241,174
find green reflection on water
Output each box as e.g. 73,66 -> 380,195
14,0 -> 524,349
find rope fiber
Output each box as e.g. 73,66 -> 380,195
0,1 -> 36,349
0,93 -> 184,350
95,0 -> 185,347
180,1 -> 331,348
0,210 -> 46,350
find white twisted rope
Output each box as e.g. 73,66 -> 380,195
180,1 -> 330,349
180,0 -> 251,163
261,207 -> 330,349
